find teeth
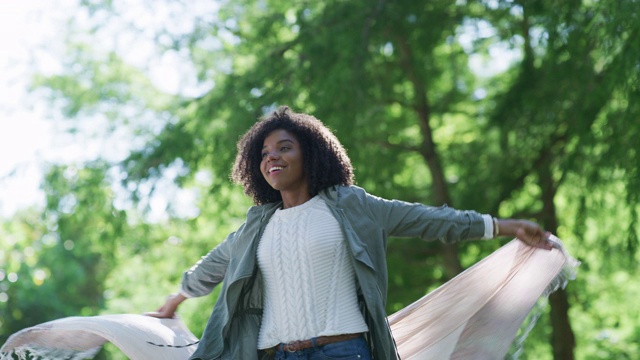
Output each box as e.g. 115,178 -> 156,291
269,166 -> 283,173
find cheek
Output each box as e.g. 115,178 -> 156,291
259,160 -> 268,176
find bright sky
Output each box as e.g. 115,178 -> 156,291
0,0 -> 212,220
0,1 -> 73,217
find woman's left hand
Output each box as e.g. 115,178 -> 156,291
497,219 -> 553,250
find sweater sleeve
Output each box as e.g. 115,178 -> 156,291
180,230 -> 238,298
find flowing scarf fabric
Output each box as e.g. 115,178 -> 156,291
387,236 -> 579,359
1,236 -> 578,360
0,314 -> 198,360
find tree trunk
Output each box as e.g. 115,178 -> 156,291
396,36 -> 463,278
539,153 -> 576,360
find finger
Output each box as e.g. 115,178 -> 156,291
535,230 -> 553,250
535,234 -> 553,250
144,311 -> 161,318
540,240 -> 554,250
542,231 -> 558,249
145,311 -> 175,319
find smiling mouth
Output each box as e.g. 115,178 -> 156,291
268,166 -> 284,174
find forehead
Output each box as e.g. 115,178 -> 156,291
262,129 -> 298,146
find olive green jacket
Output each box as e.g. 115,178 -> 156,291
181,185 -> 487,360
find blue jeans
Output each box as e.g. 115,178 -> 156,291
272,336 -> 372,360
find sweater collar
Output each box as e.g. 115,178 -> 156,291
247,185 -> 344,219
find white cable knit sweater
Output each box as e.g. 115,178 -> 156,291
256,196 -> 369,349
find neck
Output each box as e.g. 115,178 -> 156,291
280,191 -> 312,209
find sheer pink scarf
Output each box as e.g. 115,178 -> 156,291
1,236 -> 578,360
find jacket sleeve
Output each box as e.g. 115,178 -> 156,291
355,187 -> 486,244
180,229 -> 239,298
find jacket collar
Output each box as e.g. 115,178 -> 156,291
319,185 -> 341,206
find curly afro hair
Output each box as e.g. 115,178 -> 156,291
231,106 -> 354,205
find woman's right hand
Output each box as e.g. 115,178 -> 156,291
145,293 -> 187,319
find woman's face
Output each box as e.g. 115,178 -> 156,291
260,129 -> 308,195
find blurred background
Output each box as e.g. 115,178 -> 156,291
1,0 -> 638,359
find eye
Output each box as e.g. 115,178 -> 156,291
261,151 -> 268,158
280,146 -> 290,152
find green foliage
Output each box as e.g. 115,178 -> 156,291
0,162 -> 127,344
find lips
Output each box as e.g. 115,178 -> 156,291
268,166 -> 284,174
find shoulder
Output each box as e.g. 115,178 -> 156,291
320,185 -> 387,215
235,202 -> 281,237
246,202 -> 281,218
320,185 -> 369,204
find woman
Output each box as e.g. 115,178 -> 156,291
148,106 -> 552,360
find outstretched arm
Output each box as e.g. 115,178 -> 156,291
144,229 -> 239,319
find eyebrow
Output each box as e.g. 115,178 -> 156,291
262,139 -> 294,150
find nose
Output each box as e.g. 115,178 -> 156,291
265,151 -> 279,161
